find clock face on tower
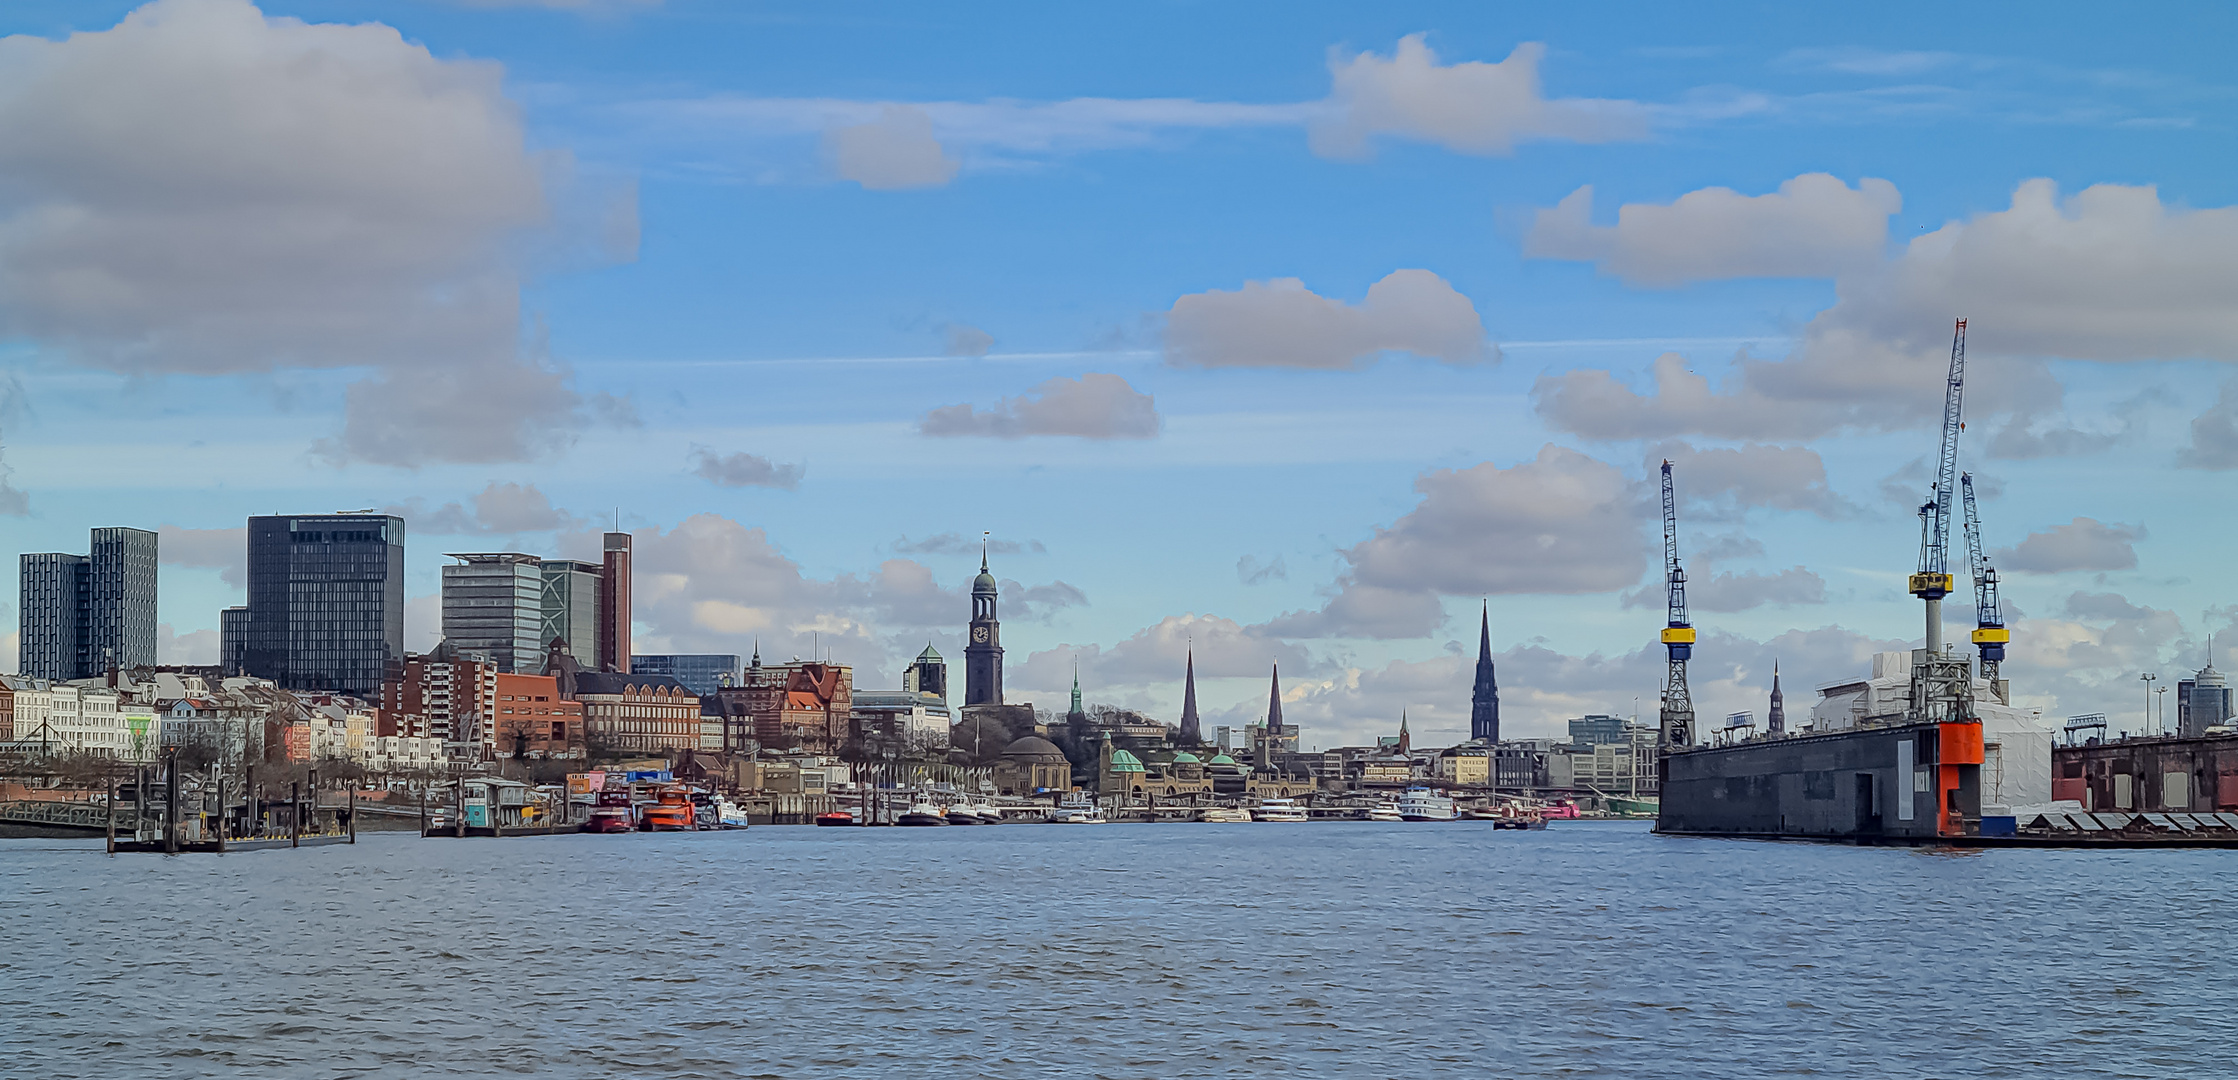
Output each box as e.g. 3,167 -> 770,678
972,625 -> 990,643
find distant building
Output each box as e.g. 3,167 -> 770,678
1437,743 -> 1491,786
219,606 -> 249,675
1252,664 -> 1298,767
491,671 -> 585,759
1495,740 -> 1557,790
539,559 -> 603,667
1767,663 -> 1786,735
709,655 -> 854,754
599,532 -> 633,673
632,653 -> 742,696
442,554 -> 545,674
2178,656 -> 2232,737
18,527 -> 158,680
1567,714 -> 1627,748
964,550 -> 1003,706
381,640 -> 495,756
852,644 -> 952,751
244,514 -> 405,696
1469,602 -> 1500,743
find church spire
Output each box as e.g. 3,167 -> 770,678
1767,660 -> 1786,735
1470,601 -> 1501,743
1399,708 -> 1411,754
1266,662 -> 1283,728
1179,649 -> 1202,744
1070,660 -> 1083,714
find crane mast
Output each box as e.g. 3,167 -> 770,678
1961,473 -> 2009,703
1909,318 -> 1967,653
1658,460 -> 1694,750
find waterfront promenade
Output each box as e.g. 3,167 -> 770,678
2,822 -> 2232,1078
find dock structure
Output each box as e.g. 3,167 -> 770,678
1658,720 -> 1983,844
94,754 -> 359,854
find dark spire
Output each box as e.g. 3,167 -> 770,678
1267,662 -> 1283,728
1767,661 -> 1786,735
1398,708 -> 1411,754
1179,649 -> 1201,744
1469,601 -> 1501,743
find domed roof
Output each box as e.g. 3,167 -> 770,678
1002,735 -> 1067,762
1109,749 -> 1145,773
1170,751 -> 1200,765
1207,753 -> 1237,767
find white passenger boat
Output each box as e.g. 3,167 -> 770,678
1251,798 -> 1308,822
1049,794 -> 1108,824
1397,788 -> 1456,822
1365,799 -> 1403,822
1197,807 -> 1252,823
713,795 -> 752,829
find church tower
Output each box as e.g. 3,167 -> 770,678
1767,662 -> 1785,735
1469,602 -> 1501,743
1178,649 -> 1202,745
964,547 -> 1003,706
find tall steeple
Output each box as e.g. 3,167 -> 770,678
1179,649 -> 1202,744
1767,661 -> 1786,735
1469,601 -> 1501,744
964,543 -> 1003,706
1066,659 -> 1086,724
1266,662 -> 1283,728
1398,709 -> 1411,754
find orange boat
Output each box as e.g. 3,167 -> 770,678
640,786 -> 696,831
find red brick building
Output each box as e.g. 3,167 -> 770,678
712,660 -> 852,753
493,672 -> 586,759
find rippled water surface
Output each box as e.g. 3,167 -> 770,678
3,821 -> 2231,1078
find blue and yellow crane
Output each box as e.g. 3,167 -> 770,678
1961,472 -> 2008,703
1658,459 -> 1694,749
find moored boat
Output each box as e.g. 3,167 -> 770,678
713,795 -> 751,829
1397,787 -> 1456,822
1252,798 -> 1308,822
1049,793 -> 1107,823
970,800 -> 1002,824
898,800 -> 950,826
813,810 -> 856,827
1365,799 -> 1404,822
945,804 -> 983,825
1198,807 -> 1251,823
641,786 -> 696,831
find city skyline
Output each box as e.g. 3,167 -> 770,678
3,1 -> 2237,747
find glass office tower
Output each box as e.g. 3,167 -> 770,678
243,515 -> 404,696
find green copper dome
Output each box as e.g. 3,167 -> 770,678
1207,754 -> 1237,767
1170,751 -> 1200,765
1108,749 -> 1146,773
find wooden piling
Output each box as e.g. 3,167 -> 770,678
163,753 -> 179,855
290,781 -> 300,848
215,775 -> 227,854
349,785 -> 357,844
105,777 -> 116,855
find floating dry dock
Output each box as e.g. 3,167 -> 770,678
1658,718 -> 1985,845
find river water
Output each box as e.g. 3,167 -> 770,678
1,821 -> 2228,1079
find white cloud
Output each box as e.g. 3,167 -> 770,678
824,105 -> 959,190
157,525 -> 246,587
1625,566 -> 1827,612
1652,440 -> 1855,519
1309,36 -> 1648,159
1165,269 -> 1488,370
157,622 -> 219,665
385,481 -> 581,536
2179,380 -> 2238,469
690,448 -> 805,490
942,323 -> 994,357
1263,445 -> 1646,640
1995,518 -> 2145,573
920,372 -> 1160,439
1524,174 -> 1900,285
0,0 -> 634,465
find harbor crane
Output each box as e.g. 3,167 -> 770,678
1961,472 -> 2009,703
1658,460 -> 1695,750
1907,318 -> 1977,723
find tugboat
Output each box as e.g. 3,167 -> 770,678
970,799 -> 1003,824
813,809 -> 856,827
898,799 -> 950,826
1396,787 -> 1456,822
945,802 -> 983,825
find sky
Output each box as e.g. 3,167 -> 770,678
2,0 -> 2235,748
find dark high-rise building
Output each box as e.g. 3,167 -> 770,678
244,514 -> 404,696
1767,662 -> 1786,735
1469,601 -> 1500,743
904,644 -> 946,705
441,553 -> 543,673
1178,649 -> 1202,745
964,550 -> 1002,706
17,527 -> 157,680
220,606 -> 249,675
599,532 -> 632,673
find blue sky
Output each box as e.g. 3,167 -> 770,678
3,0 -> 2235,747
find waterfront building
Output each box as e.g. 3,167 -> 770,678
380,641 -> 496,755
568,671 -> 701,755
1494,740 -> 1556,790
441,553 -> 545,674
708,654 -> 854,754
1436,743 -> 1490,786
598,532 -> 633,673
539,559 -> 602,667
2,681 -> 154,760
1137,749 -> 1215,801
492,671 -> 585,759
631,653 -> 741,696
1097,733 -> 1148,801
850,690 -> 953,749
903,644 -> 947,704
1178,650 -> 1202,744
243,514 -> 405,696
18,527 -> 158,680
1567,714 -> 1627,748
1804,650 -> 2053,811
964,550 -> 1003,706
992,734 -> 1071,795
1469,602 -> 1500,743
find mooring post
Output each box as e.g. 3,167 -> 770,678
419,785 -> 428,836
290,781 -> 300,848
163,753 -> 179,855
105,777 -> 116,855
135,766 -> 148,842
349,785 -> 357,844
455,776 -> 466,838
215,774 -> 227,854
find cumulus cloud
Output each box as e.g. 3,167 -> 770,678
1523,174 -> 1900,285
1652,440 -> 1855,519
942,323 -> 994,357
1164,270 -> 1488,370
689,447 -> 805,490
1016,614 -> 1321,692
0,375 -> 24,515
157,622 -> 219,666
893,533 -> 1046,556
1995,517 -> 2145,573
1624,566 -> 1827,612
1237,555 -> 1288,585
2179,380 -> 2238,469
157,525 -> 247,587
385,481 -> 581,536
824,104 -> 959,190
0,0 -> 633,466
919,372 -> 1160,439
1263,445 -> 1646,640
1309,36 -> 1648,159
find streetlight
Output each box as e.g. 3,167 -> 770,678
2140,672 -> 2157,737
2157,685 -> 2170,737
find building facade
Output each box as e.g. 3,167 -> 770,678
964,552 -> 1002,706
442,554 -> 545,674
630,653 -> 741,696
17,527 -> 158,680
598,532 -> 632,673
380,642 -> 496,755
492,671 -> 585,759
539,559 -> 602,665
244,514 -> 405,696
571,671 -> 702,755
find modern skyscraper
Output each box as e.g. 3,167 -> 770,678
539,559 -> 602,662
219,606 -> 249,675
243,514 -> 404,696
904,644 -> 946,704
599,532 -> 632,673
1469,601 -> 1500,743
17,527 -> 157,680
441,553 -> 544,673
1178,649 -> 1202,744
1767,662 -> 1786,735
964,549 -> 1002,706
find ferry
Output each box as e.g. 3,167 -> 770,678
581,790 -> 635,833
1049,793 -> 1108,824
1251,798 -> 1308,822
813,810 -> 856,827
712,795 -> 751,830
1198,807 -> 1252,823
898,800 -> 950,826
1397,788 -> 1456,822
1365,799 -> 1404,822
641,786 -> 696,831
